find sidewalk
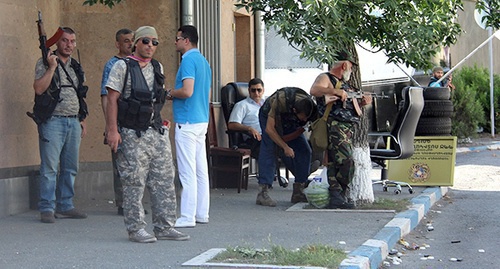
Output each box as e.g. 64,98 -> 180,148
0,141 -> 497,269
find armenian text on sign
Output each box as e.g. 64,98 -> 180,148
387,136 -> 457,186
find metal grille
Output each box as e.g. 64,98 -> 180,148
193,0 -> 221,102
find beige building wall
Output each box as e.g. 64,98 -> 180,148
0,0 -> 253,169
0,0 -> 255,217
60,0 -> 179,163
0,1 -> 60,169
450,1 -> 500,74
219,0 -> 237,86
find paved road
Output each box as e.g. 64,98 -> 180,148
1,146 -> 497,269
383,149 -> 500,268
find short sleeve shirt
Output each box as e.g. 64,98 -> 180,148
228,97 -> 265,134
105,58 -> 163,99
173,49 -> 212,124
34,58 -> 80,116
100,56 -> 120,96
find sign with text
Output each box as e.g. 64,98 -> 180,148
387,136 -> 457,186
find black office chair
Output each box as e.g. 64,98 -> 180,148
221,82 -> 253,150
220,82 -> 290,187
370,86 -> 424,194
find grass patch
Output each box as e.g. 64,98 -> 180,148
211,244 -> 347,268
303,198 -> 411,212
357,198 -> 410,212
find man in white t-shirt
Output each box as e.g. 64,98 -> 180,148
228,78 -> 266,158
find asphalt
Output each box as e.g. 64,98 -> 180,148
0,141 -> 499,269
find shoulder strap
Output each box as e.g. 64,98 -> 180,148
322,73 -> 341,121
121,58 -> 129,95
325,72 -> 342,89
322,103 -> 333,121
58,58 -> 85,92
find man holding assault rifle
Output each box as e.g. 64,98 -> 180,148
310,51 -> 372,209
29,12 -> 89,223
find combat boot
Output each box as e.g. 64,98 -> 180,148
291,182 -> 308,203
328,189 -> 355,209
256,184 -> 277,207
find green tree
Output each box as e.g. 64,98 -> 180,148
234,0 -> 499,204
84,0 -> 500,203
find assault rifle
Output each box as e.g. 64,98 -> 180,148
37,11 -> 49,66
36,11 -> 63,66
324,91 -> 389,104
27,12 -> 65,125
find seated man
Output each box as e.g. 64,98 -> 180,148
227,78 -> 265,159
256,87 -> 317,206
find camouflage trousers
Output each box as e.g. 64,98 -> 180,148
116,127 -> 177,232
326,120 -> 355,193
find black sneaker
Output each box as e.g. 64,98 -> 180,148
154,228 -> 190,241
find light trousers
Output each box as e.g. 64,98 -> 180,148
175,122 -> 210,223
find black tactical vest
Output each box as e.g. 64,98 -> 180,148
28,58 -> 88,125
117,58 -> 166,135
260,87 -> 314,135
316,72 -> 359,123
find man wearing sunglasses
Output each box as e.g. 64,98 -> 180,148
170,25 -> 212,229
106,26 -> 189,243
227,78 -> 266,159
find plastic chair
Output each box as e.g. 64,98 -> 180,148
370,86 -> 424,194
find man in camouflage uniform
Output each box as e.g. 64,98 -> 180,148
105,26 -> 189,243
310,51 -> 372,209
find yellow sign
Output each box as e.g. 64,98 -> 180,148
387,136 -> 457,186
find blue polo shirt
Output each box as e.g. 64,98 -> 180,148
173,48 -> 212,124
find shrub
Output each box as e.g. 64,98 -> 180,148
451,65 -> 499,137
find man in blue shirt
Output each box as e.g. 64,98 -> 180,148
100,28 -> 133,216
170,25 -> 212,228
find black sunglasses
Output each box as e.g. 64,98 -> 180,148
250,88 -> 263,93
141,37 -> 159,46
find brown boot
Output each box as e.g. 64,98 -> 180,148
40,211 -> 55,223
256,184 -> 277,207
291,183 -> 308,203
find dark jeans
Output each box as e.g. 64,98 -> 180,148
257,114 -> 311,186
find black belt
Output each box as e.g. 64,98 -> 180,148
53,115 -> 78,118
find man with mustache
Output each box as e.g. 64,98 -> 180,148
106,26 -> 189,243
33,27 -> 89,223
100,28 -> 134,216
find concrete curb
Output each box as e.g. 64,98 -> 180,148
339,187 -> 448,269
455,142 -> 500,153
